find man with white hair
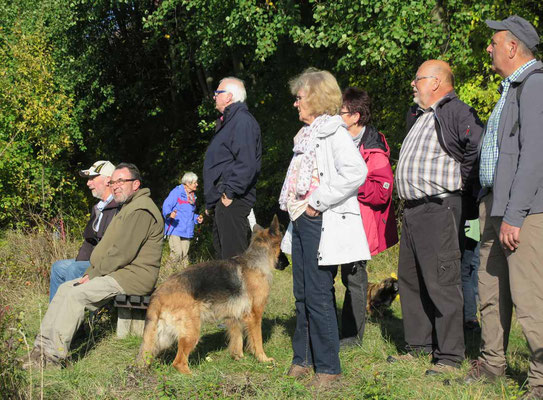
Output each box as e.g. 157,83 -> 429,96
203,77 -> 262,259
49,160 -> 120,302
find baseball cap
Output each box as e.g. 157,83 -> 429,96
79,160 -> 115,178
486,15 -> 540,51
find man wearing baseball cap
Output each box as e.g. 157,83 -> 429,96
48,160 -> 120,301
465,15 -> 543,398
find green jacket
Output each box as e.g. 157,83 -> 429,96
85,188 -> 164,295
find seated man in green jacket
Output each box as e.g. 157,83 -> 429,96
24,163 -> 164,369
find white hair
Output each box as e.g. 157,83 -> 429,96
181,171 -> 198,184
220,77 -> 246,103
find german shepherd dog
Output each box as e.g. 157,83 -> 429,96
366,276 -> 399,317
137,215 -> 288,374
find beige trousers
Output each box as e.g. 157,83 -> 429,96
34,275 -> 125,360
478,193 -> 543,386
168,235 -> 190,266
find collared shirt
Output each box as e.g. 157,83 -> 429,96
92,194 -> 114,232
396,105 -> 462,200
479,59 -> 537,188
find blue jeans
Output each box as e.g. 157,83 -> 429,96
291,213 -> 341,375
49,259 -> 91,302
461,239 -> 480,321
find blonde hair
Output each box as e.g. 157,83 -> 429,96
289,68 -> 342,117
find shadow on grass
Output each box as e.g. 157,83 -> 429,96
159,314 -> 297,367
70,304 -> 118,363
369,308 -> 405,352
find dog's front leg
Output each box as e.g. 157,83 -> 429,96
244,308 -> 273,363
226,319 -> 244,360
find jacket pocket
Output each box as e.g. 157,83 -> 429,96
437,250 -> 461,286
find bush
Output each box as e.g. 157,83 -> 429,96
0,306 -> 28,400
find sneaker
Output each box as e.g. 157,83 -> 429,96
463,360 -> 503,384
286,364 -> 313,379
425,362 -> 458,376
306,372 -> 341,390
520,386 -> 543,400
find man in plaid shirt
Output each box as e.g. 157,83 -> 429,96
391,60 -> 483,376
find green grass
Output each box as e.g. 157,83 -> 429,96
7,244 -> 533,399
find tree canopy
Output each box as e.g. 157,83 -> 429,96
0,0 -> 540,227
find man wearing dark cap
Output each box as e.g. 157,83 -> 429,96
49,160 -> 120,302
465,15 -> 543,398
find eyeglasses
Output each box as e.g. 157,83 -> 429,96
413,75 -> 437,83
339,111 -> 351,115
109,178 -> 137,187
214,90 -> 228,96
294,95 -> 305,103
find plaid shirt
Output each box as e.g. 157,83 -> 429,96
396,107 -> 462,200
479,59 -> 537,188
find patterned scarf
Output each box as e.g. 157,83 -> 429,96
278,114 -> 330,210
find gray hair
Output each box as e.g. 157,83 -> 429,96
506,31 -> 534,58
181,171 -> 198,185
220,77 -> 247,103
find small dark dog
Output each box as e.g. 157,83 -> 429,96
137,215 -> 288,374
366,276 -> 399,317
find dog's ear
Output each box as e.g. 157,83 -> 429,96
269,215 -> 280,236
253,223 -> 264,233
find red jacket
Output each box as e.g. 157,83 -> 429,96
357,126 -> 398,256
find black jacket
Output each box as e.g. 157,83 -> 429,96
76,199 -> 121,261
406,91 -> 484,197
203,102 -> 262,209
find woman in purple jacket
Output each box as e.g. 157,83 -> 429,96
162,172 -> 203,268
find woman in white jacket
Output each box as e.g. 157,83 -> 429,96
279,68 -> 370,389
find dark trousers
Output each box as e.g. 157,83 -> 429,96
212,198 -> 251,259
340,261 -> 368,340
461,239 -> 480,322
291,213 -> 341,374
398,195 -> 465,367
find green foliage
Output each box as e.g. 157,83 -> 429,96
0,6 -> 83,227
0,307 -> 27,400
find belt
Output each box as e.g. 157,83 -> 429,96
404,191 -> 461,209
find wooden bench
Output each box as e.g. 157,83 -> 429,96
113,294 -> 151,338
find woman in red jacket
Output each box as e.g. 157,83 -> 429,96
339,87 -> 399,347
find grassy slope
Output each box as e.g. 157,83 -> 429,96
14,244 -> 530,399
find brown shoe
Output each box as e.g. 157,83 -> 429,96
520,386 -> 543,400
306,373 -> 341,390
425,362 -> 459,376
286,364 -> 312,379
463,360 -> 503,384
20,347 -> 61,371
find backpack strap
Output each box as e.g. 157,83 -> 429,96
510,68 -> 543,136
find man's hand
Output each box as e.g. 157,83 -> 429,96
499,221 -> 520,251
197,214 -> 203,224
78,275 -> 90,285
170,210 -> 177,219
305,204 -> 320,217
221,193 -> 233,207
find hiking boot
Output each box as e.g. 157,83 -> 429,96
520,386 -> 543,400
306,372 -> 341,390
20,347 -> 61,371
463,360 -> 503,384
387,351 -> 432,364
286,364 -> 313,379
425,362 -> 459,376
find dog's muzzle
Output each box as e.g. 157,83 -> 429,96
275,251 -> 290,270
